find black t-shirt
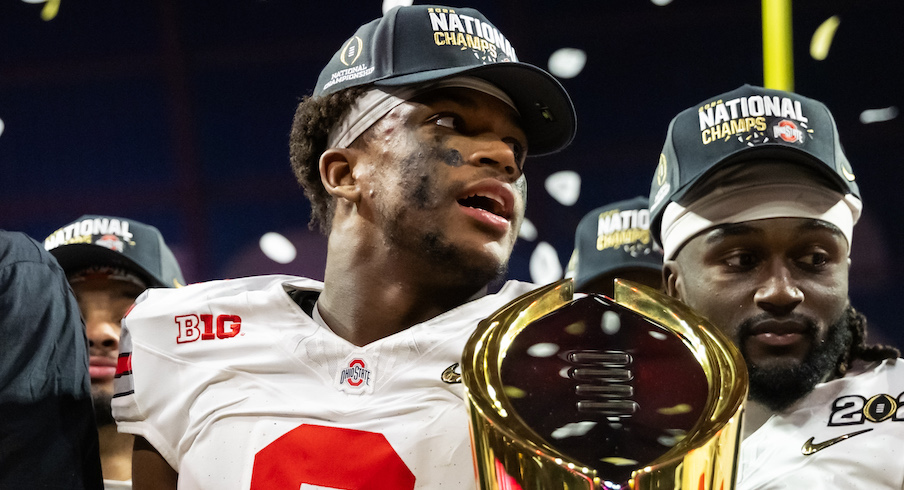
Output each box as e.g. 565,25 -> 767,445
0,231 -> 102,489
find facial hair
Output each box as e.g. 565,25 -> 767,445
93,390 -> 116,428
379,148 -> 510,289
742,312 -> 852,412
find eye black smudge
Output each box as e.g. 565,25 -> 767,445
443,149 -> 464,167
397,152 -> 436,209
411,174 -> 431,208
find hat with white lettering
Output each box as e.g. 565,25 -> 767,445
313,4 -> 576,156
565,196 -> 663,295
44,215 -> 185,288
648,84 -> 860,247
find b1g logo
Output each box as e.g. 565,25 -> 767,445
828,391 -> 904,426
175,313 -> 242,343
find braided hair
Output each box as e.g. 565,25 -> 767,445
834,304 -> 900,378
289,86 -> 368,235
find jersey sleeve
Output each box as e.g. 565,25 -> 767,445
111,275 -> 314,471
112,285 -> 222,470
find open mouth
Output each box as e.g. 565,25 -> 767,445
457,193 -> 508,219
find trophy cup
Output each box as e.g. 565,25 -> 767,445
462,278 -> 747,489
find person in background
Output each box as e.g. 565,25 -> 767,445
565,195 -> 663,296
0,230 -> 103,489
44,215 -> 185,490
648,84 -> 903,489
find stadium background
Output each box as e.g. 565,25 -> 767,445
2,0 -> 902,345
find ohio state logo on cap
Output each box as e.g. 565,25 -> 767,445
774,119 -> 804,143
336,356 -> 375,395
95,234 -> 126,253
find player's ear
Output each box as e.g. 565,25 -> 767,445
320,148 -> 360,202
663,259 -> 682,300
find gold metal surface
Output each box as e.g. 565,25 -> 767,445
462,278 -> 748,489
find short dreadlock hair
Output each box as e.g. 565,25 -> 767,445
835,304 -> 900,378
289,86 -> 368,235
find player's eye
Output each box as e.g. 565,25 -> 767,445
433,114 -> 461,130
723,251 -> 759,270
798,251 -> 830,268
504,138 -> 526,167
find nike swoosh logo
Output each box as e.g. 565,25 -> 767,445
442,363 -> 461,384
801,428 -> 873,455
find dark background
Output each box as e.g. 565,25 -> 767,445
2,1 -> 901,346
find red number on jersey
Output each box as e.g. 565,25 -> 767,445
250,424 -> 416,489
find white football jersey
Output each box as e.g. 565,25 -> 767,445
112,274 -> 537,490
739,359 -> 904,489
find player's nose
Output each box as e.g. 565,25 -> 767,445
754,260 -> 803,315
470,135 -> 522,181
85,316 -> 120,352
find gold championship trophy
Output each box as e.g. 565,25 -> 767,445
462,279 -> 747,490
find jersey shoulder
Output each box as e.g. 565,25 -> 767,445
129,274 -> 321,316
122,274 -> 322,347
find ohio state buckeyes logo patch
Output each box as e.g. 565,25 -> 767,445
336,356 -> 375,395
773,119 -> 804,143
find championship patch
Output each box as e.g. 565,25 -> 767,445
44,217 -> 135,251
595,207 -> 652,253
697,94 -> 811,146
336,356 -> 375,395
827,391 -> 904,426
426,7 -> 516,64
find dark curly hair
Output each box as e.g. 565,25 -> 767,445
835,304 -> 900,377
289,86 -> 368,235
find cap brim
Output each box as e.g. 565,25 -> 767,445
376,62 -> 576,157
50,244 -> 161,288
670,145 -> 855,206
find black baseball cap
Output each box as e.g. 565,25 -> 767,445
566,196 -> 663,293
648,84 -> 860,245
314,5 -> 576,156
44,215 -> 185,288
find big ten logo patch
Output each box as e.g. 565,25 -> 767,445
175,314 -> 242,343
336,357 -> 375,395
828,392 -> 904,426
596,207 -> 651,252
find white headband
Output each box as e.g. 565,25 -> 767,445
660,162 -> 862,260
326,76 -> 518,149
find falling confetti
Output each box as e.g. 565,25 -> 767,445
547,48 -> 587,79
518,217 -> 538,241
860,106 -> 899,124
545,170 -> 581,206
810,16 -> 840,61
21,0 -> 60,20
529,241 -> 563,284
382,0 -> 413,14
259,232 -> 297,264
